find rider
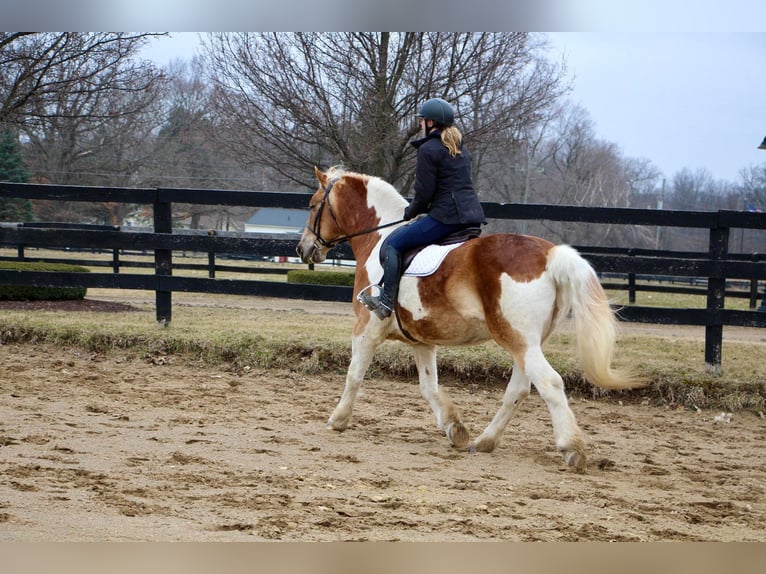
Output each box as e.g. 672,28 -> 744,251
359,97 -> 486,320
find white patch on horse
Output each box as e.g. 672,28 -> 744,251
366,176 -> 407,223
364,249 -> 384,285
498,272 -> 556,337
363,176 -> 408,286
398,276 -> 427,320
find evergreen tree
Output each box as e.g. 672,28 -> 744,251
0,129 -> 33,221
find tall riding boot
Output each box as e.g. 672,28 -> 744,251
357,245 -> 402,320
377,244 -> 403,316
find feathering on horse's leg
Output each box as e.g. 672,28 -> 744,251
525,346 -> 587,470
470,366 -> 530,453
412,344 -> 469,448
327,331 -> 380,432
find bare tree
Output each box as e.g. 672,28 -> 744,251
623,157 -> 663,201
735,164 -> 766,253
737,163 -> 766,210
139,58 -> 255,229
2,33 -> 168,224
1,33 -> 166,129
203,32 -> 567,193
497,102 -> 663,247
667,168 -> 735,211
659,168 -> 740,251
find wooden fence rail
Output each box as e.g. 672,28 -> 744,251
2,181 -> 766,374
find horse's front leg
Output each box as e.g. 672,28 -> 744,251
327,328 -> 382,432
411,344 -> 470,448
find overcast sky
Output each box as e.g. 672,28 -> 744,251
546,32 -> 766,183
141,31 -> 765,184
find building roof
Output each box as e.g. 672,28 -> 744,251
245,208 -> 306,229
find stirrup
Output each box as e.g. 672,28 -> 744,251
356,283 -> 379,303
356,284 -> 392,319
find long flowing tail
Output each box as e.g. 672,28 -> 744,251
547,245 -> 645,390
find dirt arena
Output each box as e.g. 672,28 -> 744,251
1,329 -> 764,541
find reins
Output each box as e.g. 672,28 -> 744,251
309,178 -> 406,249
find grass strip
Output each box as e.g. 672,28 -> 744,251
0,300 -> 764,413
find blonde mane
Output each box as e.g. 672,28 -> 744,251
327,165 -> 406,222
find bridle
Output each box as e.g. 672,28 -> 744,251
307,177 -> 405,250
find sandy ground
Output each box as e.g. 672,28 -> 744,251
1,329 -> 764,541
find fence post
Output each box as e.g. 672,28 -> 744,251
750,278 -> 759,310
207,229 -> 216,278
628,273 -> 636,304
704,224 -> 729,375
15,223 -> 24,259
154,193 -> 173,326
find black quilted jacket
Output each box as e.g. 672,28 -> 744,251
404,130 -> 486,226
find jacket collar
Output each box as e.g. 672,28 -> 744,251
410,129 -> 441,149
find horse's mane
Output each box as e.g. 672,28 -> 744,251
326,165 -> 365,182
325,165 -> 347,179
327,165 -> 405,207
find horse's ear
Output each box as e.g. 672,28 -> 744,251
314,166 -> 327,188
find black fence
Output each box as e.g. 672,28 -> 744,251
2,181 -> 766,374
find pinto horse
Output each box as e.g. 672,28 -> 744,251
296,166 -> 643,470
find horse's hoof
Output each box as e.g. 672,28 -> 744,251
446,422 -> 469,449
469,437 -> 496,453
563,450 -> 587,471
326,419 -> 347,432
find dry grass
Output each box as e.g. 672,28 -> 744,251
0,288 -> 764,413
607,283 -> 757,311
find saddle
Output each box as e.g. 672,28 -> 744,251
380,226 -> 482,269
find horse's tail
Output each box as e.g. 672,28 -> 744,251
547,245 -> 645,390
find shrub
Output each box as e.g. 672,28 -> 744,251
0,261 -> 89,300
287,269 -> 355,287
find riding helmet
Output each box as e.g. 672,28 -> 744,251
417,98 -> 455,126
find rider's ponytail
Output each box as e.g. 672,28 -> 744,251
440,126 -> 463,157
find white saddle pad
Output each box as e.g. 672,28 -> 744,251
403,242 -> 464,277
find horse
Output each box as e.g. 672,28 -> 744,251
296,166 -> 644,470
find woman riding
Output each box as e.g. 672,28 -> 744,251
359,97 -> 486,319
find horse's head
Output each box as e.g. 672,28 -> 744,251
296,166 -> 408,264
295,166 -> 346,264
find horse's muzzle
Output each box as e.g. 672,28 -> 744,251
296,237 -> 326,264
295,243 -> 311,264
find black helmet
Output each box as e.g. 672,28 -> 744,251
417,98 -> 455,126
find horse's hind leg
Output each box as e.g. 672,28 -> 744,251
327,332 -> 380,432
525,346 -> 587,470
469,366 -> 531,453
412,344 -> 469,448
